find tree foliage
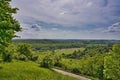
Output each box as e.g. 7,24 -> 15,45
0,0 -> 21,46
17,43 -> 32,60
0,0 -> 21,61
2,44 -> 16,62
41,55 -> 55,68
104,44 -> 120,80
41,53 -> 61,68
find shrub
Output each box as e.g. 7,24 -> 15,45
18,54 -> 28,61
0,44 -> 17,62
31,55 -> 39,61
71,68 -> 80,74
104,44 -> 120,80
17,43 -> 32,60
41,55 -> 55,68
2,52 -> 12,62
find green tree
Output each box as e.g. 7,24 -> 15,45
0,0 -> 21,46
104,44 -> 120,80
2,44 -> 17,62
41,55 -> 55,68
40,53 -> 61,68
17,44 -> 32,60
0,0 -> 21,61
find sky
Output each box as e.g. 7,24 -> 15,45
11,0 -> 120,40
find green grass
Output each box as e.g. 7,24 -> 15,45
0,61 -> 79,80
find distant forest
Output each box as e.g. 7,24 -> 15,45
13,39 -> 120,51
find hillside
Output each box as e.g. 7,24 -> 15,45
0,61 -> 78,80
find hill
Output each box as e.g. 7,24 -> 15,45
0,61 -> 78,80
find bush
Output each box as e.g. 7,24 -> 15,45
31,55 -> 39,61
2,52 -> 12,62
104,44 -> 120,80
18,54 -> 28,61
17,43 -> 32,60
1,44 -> 16,62
41,55 -> 55,68
0,65 -> 2,69
71,68 -> 80,74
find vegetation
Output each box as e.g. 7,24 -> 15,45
0,61 -> 78,80
0,0 -> 21,61
1,0 -> 120,80
17,43 -> 33,60
104,44 -> 120,80
40,53 -> 61,68
13,39 -> 119,51
1,38 -> 120,80
38,43 -> 120,80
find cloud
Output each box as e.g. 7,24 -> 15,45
11,0 -> 120,39
31,24 -> 42,31
51,28 -> 58,31
11,0 -> 120,27
15,23 -> 120,40
105,22 -> 120,33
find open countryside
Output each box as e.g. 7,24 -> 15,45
0,0 -> 120,80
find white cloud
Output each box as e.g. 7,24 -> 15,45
86,2 -> 93,7
11,0 -> 120,27
51,28 -> 58,31
11,0 -> 120,39
104,22 -> 120,33
15,24 -> 120,40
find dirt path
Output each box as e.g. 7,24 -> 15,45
52,68 -> 91,80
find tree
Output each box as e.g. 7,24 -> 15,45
41,55 -> 55,68
17,44 -> 32,60
104,44 -> 120,80
2,44 -> 17,62
41,53 -> 61,68
0,0 -> 21,46
0,0 -> 21,61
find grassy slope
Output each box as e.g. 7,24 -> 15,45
0,61 -> 78,80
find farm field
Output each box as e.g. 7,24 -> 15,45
55,48 -> 85,55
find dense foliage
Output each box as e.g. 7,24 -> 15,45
39,43 -> 120,80
104,44 -> 120,80
40,53 -> 61,68
65,46 -> 110,59
0,0 -> 21,61
0,0 -> 21,46
17,44 -> 33,60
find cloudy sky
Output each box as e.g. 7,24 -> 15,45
11,0 -> 120,40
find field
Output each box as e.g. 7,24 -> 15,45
55,48 -> 85,55
0,61 -> 78,80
